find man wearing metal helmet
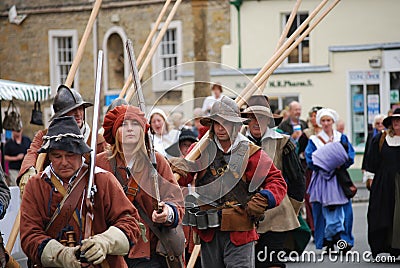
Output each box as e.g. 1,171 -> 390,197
17,85 -> 93,193
170,96 -> 287,268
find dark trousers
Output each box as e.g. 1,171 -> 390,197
255,231 -> 287,268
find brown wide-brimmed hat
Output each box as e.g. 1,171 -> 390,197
383,108 -> 400,128
241,95 -> 283,126
200,96 -> 249,126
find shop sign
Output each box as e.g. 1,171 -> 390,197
268,79 -> 313,88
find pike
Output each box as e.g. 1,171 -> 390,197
125,39 -> 162,213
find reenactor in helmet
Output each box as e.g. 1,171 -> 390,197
170,96 -> 287,268
17,85 -> 93,194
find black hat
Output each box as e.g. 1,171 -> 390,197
383,108 -> 400,128
38,116 -> 92,154
165,128 -> 198,157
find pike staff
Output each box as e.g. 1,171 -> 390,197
126,39 -> 162,212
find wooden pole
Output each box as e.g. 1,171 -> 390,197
5,210 -> 20,252
65,0 -> 103,88
6,0 -> 103,254
237,0 -> 330,107
259,0 -> 302,91
119,0 -> 172,98
122,0 -> 183,101
184,0 -> 341,265
187,244 -> 201,268
255,0 -> 341,95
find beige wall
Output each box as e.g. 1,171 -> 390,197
223,0 -> 400,69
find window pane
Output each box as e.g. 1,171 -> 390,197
159,28 -> 178,81
285,13 -> 309,64
351,85 -> 365,148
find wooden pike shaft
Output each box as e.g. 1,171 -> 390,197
7,0 -> 103,254
184,1 -> 341,265
237,0 -> 330,107
255,0 -> 341,95
259,0 -> 302,91
119,0 -> 172,98
65,0 -> 103,88
122,0 -> 182,101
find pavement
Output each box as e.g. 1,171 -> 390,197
351,181 -> 369,203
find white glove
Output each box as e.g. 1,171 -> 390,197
19,166 -> 36,197
81,226 -> 129,265
40,239 -> 80,268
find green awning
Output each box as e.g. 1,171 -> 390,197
0,79 -> 51,102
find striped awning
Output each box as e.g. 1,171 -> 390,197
0,79 -> 51,102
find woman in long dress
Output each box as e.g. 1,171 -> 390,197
305,108 -> 355,251
366,108 -> 400,257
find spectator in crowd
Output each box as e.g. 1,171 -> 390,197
166,128 -> 198,158
278,101 -> 308,157
280,109 -> 290,122
169,111 -> 185,130
4,128 -> 31,186
365,108 -> 400,258
201,83 -> 224,115
361,114 -> 386,190
336,119 -> 346,134
305,108 -> 355,252
304,106 -> 323,139
149,108 -> 179,157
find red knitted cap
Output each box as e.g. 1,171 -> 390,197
103,105 -> 147,145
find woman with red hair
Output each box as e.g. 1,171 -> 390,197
97,104 -> 184,267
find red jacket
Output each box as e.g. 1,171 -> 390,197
21,168 -> 140,267
182,140 -> 287,246
96,151 -> 184,259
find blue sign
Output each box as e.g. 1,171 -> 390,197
353,94 -> 364,113
105,94 -> 120,106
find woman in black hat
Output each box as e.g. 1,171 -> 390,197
365,108 -> 400,258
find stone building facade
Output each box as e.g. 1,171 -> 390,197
0,0 -> 230,137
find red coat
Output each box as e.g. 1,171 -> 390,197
20,168 -> 141,267
96,151 -> 184,259
183,141 -> 287,246
17,129 -> 45,183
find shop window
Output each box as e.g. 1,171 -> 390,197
48,30 -> 78,92
283,13 -> 309,64
349,71 -> 380,150
268,95 -> 299,114
390,72 -> 400,111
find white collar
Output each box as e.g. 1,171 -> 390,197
310,130 -> 342,148
386,135 -> 400,147
214,132 -> 248,153
246,127 -> 283,141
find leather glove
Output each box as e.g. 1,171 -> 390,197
169,157 -> 192,178
40,239 -> 80,268
19,166 -> 36,197
81,226 -> 129,265
246,193 -> 268,221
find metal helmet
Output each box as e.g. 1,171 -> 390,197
50,85 -> 93,121
200,96 -> 249,126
